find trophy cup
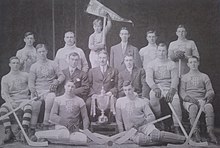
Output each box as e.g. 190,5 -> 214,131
96,86 -> 110,124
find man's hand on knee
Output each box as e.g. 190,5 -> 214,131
49,79 -> 59,92
206,95 -> 214,104
9,101 -> 18,109
165,88 -> 176,103
153,88 -> 162,98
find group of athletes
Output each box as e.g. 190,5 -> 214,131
0,13 -> 218,146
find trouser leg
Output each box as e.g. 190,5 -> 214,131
43,93 -> 56,126
30,100 -> 42,129
137,128 -> 185,145
35,125 -> 69,141
204,103 -> 217,143
69,132 -> 87,145
159,131 -> 185,144
188,104 -> 201,142
149,90 -> 161,118
171,94 -> 182,127
204,103 -> 214,132
188,104 -> 199,129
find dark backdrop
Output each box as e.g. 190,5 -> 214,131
1,0 -> 220,126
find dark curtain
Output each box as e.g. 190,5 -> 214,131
1,0 -> 220,126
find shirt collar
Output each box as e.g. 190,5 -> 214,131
147,43 -> 157,47
126,66 -> 133,73
121,42 -> 128,47
100,65 -> 107,72
64,44 -> 76,48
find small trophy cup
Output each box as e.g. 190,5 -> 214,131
96,86 -> 109,124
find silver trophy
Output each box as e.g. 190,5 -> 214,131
96,86 -> 110,124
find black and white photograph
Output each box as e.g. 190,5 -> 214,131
0,0 -> 220,147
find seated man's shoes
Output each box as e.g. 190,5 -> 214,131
207,129 -> 218,144
191,129 -> 201,142
3,128 -> 15,144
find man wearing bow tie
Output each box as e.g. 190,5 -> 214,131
86,50 -> 118,122
57,52 -> 89,101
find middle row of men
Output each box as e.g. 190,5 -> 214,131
27,42 -> 181,134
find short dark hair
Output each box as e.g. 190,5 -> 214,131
65,79 -> 75,86
93,18 -> 103,26
9,56 -> 20,63
64,31 -> 75,37
69,52 -> 80,59
36,44 -> 48,51
98,50 -> 108,56
177,24 -> 186,31
124,53 -> 133,59
158,42 -> 167,49
188,56 -> 200,62
146,30 -> 157,37
123,80 -> 132,87
120,27 -> 129,33
24,32 -> 34,38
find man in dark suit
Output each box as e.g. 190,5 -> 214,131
110,27 -> 142,72
57,52 -> 89,101
86,50 -> 118,122
118,54 -> 150,99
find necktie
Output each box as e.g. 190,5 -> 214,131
122,44 -> 126,54
101,66 -> 105,74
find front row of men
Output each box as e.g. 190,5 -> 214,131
0,43 -> 217,145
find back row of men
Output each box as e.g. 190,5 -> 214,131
0,23 -> 217,145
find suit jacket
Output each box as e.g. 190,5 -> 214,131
110,43 -> 142,72
118,66 -> 150,98
88,66 -> 118,97
57,68 -> 89,99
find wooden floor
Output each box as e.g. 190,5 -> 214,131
0,125 -> 220,148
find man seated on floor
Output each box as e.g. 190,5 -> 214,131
32,80 -> 89,145
116,81 -> 185,146
118,54 -> 150,98
86,50 -> 118,123
57,52 -> 89,100
0,56 -> 41,144
146,43 -> 182,134
180,56 -> 218,144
